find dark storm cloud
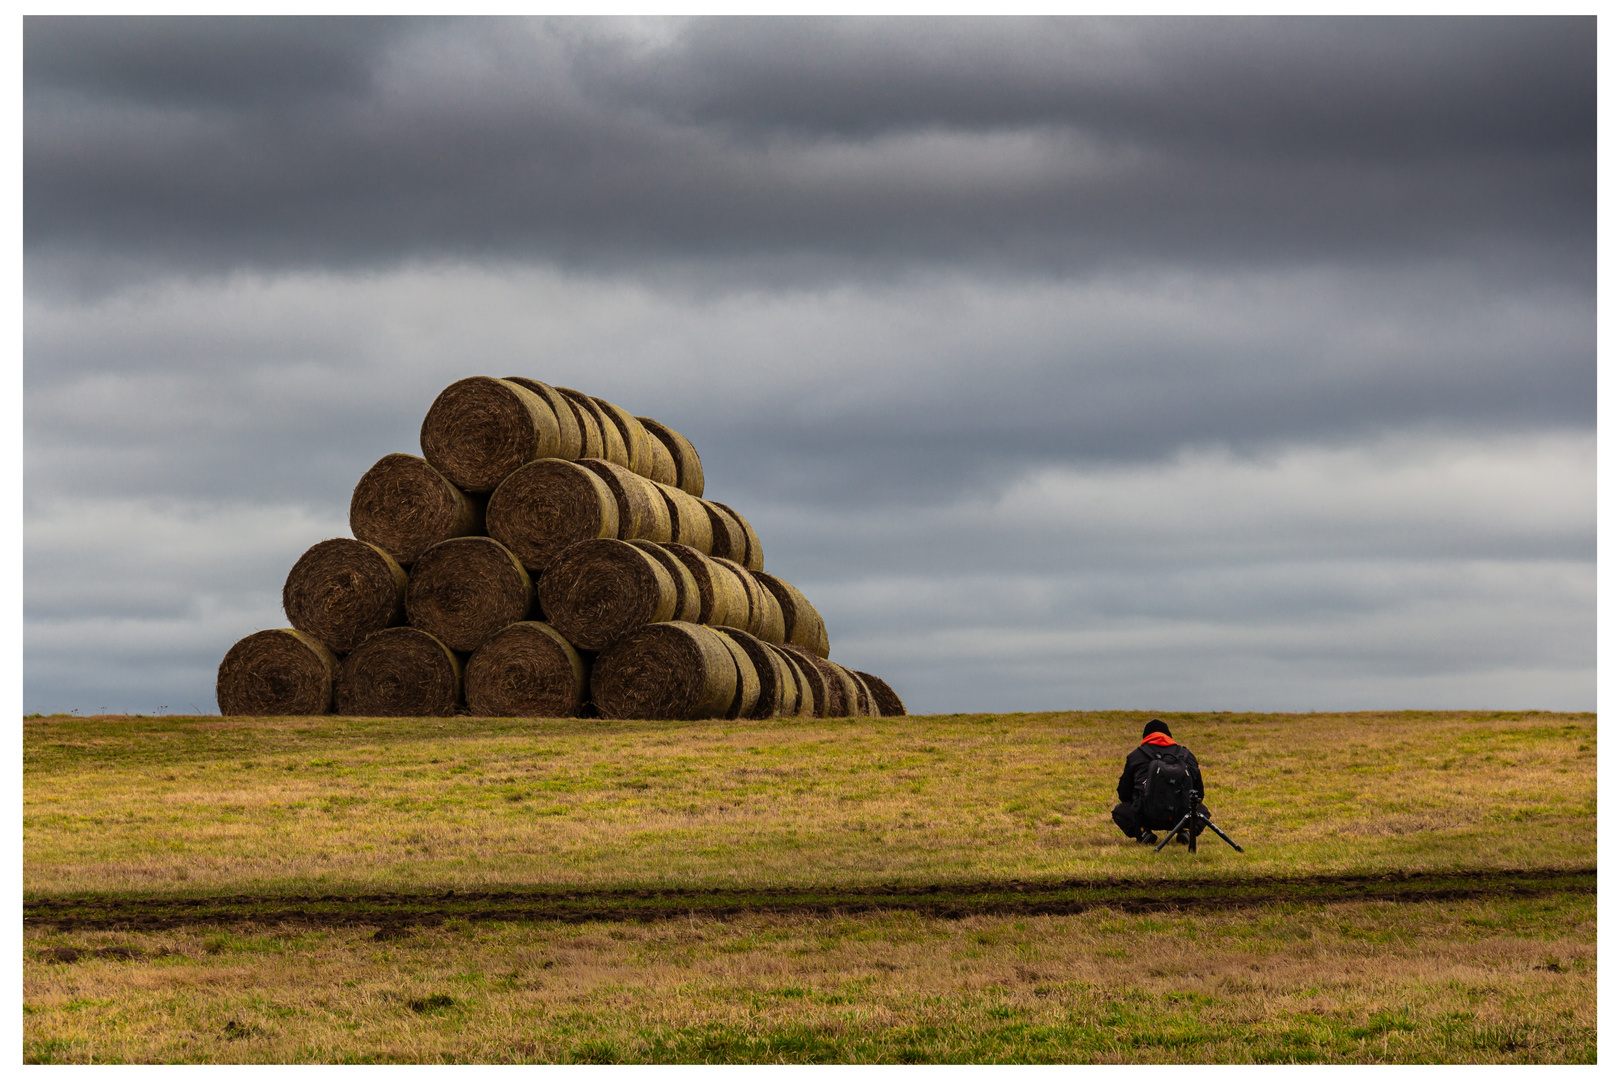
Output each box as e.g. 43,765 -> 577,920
25,16 -> 1595,285
21,263 -> 1594,514
21,16 -> 1598,716
578,17 -> 1593,158
25,15 -> 396,108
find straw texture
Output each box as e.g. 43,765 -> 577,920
335,627 -> 463,716
710,501 -> 764,571
656,543 -> 731,626
841,665 -> 881,717
638,423 -> 679,486
485,458 -> 619,574
712,557 -> 781,642
577,458 -> 672,543
420,376 -> 562,493
753,571 -> 830,658
712,629 -> 762,719
782,644 -> 861,717
404,536 -> 534,653
853,670 -> 908,716
702,500 -> 748,564
590,621 -> 738,720
556,388 -> 629,469
554,391 -> 606,461
536,538 -> 678,651
349,453 -> 483,567
282,538 -> 408,653
654,481 -> 714,554
504,377 -> 584,461
716,626 -> 790,719
628,540 -> 701,623
639,417 -> 704,497
591,397 -> 655,479
735,565 -> 787,644
465,620 -> 588,717
216,628 -> 338,716
775,644 -> 831,717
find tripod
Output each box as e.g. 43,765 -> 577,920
1153,795 -> 1243,853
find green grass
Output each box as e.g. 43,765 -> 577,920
22,708 -> 1596,1063
23,709 -> 1596,897
23,893 -> 1595,1063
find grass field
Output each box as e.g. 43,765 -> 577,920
23,709 -> 1596,1063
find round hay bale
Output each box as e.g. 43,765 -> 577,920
655,543 -> 732,626
420,376 -> 562,493
628,540 -> 701,622
536,538 -> 678,651
739,567 -> 786,644
625,471 -> 673,541
825,662 -> 864,718
638,423 -> 679,486
503,377 -> 584,461
753,572 -> 830,658
712,557 -> 782,642
591,397 -> 654,479
554,391 -> 606,460
486,458 -> 620,574
774,644 -> 831,717
706,557 -> 753,632
715,627 -> 789,719
652,481 -> 714,554
349,453 -> 483,567
465,620 -> 587,717
555,388 -> 629,469
709,501 -> 763,571
853,671 -> 907,716
335,627 -> 462,716
216,628 -> 338,716
283,538 -> 408,653
773,645 -> 812,717
638,417 -> 704,497
711,628 -> 762,719
782,645 -> 858,717
577,458 -> 672,543
701,500 -> 748,564
404,536 -> 533,653
839,665 -> 880,717
591,621 -> 738,720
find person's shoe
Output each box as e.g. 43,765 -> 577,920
1174,831 -> 1190,846
1136,830 -> 1158,845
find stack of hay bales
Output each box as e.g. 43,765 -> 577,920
217,376 -> 906,721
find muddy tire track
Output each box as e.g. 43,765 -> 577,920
23,867 -> 1592,932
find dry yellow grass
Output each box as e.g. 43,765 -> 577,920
24,710 -> 1594,896
23,893 -> 1594,1063
22,709 -> 1596,1063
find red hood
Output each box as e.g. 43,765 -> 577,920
1141,732 -> 1177,747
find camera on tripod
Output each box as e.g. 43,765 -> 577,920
1153,790 -> 1243,853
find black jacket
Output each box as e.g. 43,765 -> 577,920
1117,739 -> 1205,806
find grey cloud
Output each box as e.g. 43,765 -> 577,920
578,17 -> 1594,158
22,17 -> 1596,717
25,15 -> 399,108
23,433 -> 1594,715
24,264 -> 1591,518
24,17 -> 1595,289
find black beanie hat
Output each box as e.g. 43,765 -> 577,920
1142,719 -> 1171,739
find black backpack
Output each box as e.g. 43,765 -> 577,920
1137,749 -> 1193,829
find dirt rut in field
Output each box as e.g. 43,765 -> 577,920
23,868 -> 1593,933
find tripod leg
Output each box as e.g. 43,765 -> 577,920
1203,819 -> 1243,852
1155,812 -> 1195,852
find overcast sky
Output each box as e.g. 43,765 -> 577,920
24,15 -> 1595,715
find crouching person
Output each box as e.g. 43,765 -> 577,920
1112,718 -> 1210,846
